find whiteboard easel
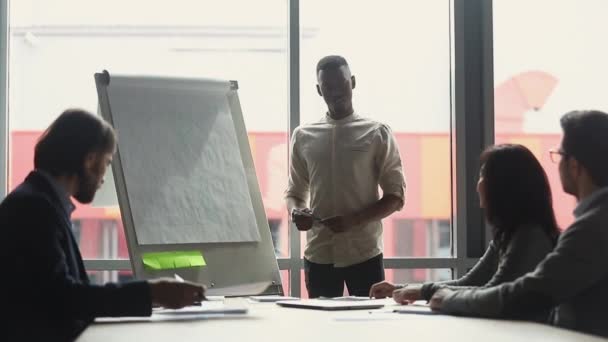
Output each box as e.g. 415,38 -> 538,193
94,70 -> 282,295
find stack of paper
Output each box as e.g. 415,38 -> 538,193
95,302 -> 248,323
249,295 -> 299,303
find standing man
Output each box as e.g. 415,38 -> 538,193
1,109 -> 205,341
430,110 -> 608,338
286,56 -> 406,298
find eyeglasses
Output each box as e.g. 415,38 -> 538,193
549,148 -> 567,163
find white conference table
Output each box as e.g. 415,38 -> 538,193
78,299 -> 606,342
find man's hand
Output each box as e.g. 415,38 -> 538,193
429,288 -> 454,311
320,215 -> 357,233
291,208 -> 314,231
369,281 -> 397,298
392,284 -> 423,304
149,278 -> 206,309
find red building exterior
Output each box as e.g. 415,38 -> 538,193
9,130 -> 575,288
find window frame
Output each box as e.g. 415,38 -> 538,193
0,0 -> 495,296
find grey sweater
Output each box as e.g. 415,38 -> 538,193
420,224 -> 555,302
441,188 -> 608,338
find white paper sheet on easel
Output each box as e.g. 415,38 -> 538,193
107,77 -> 260,245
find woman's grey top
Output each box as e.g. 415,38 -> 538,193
418,224 -> 555,301
439,189 -> 608,337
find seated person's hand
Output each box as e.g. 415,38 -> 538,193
148,278 -> 206,309
291,208 -> 314,231
393,284 -> 423,304
369,281 -> 397,298
429,288 -> 454,311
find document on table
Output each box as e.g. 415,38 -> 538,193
392,302 -> 438,315
319,296 -> 381,302
154,302 -> 247,315
276,299 -> 385,311
206,281 -> 272,296
95,302 -> 248,323
249,295 -> 299,302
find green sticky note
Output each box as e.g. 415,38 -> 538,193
188,254 -> 206,267
143,257 -> 161,270
174,255 -> 191,268
158,256 -> 175,269
180,251 -> 207,267
142,251 -> 206,270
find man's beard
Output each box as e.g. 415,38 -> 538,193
74,169 -> 98,204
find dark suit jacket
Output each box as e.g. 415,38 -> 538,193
0,171 -> 151,342
440,189 -> 608,337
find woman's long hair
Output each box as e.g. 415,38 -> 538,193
480,144 -> 560,252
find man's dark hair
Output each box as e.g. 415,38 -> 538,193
480,144 -> 560,252
316,55 -> 349,74
34,109 -> 117,177
560,110 -> 608,187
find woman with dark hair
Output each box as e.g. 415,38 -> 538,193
370,144 -> 560,306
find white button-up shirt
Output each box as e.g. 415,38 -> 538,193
286,113 -> 406,267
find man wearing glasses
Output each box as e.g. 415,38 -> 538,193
429,110 -> 608,338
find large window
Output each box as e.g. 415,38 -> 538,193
8,0 -> 289,262
493,0 -> 608,229
5,0 -> 467,296
300,0 -> 453,260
